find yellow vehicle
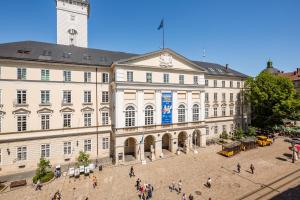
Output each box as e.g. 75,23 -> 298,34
256,136 -> 273,146
219,141 -> 242,157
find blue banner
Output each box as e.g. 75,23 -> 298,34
162,92 -> 173,124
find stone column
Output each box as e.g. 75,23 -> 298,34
200,92 -> 205,121
137,90 -> 144,127
115,89 -> 124,128
172,91 -> 178,124
155,90 -> 162,125
155,138 -> 162,158
187,91 -> 192,122
199,128 -> 207,147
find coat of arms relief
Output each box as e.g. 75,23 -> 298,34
159,53 -> 173,68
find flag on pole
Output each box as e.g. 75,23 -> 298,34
157,19 -> 164,30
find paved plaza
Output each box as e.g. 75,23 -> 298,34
1,137 -> 300,200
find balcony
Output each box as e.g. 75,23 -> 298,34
61,101 -> 73,107
13,100 -> 28,107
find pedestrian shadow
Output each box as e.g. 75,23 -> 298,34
283,153 -> 292,159
204,183 -> 211,188
276,157 -> 287,161
195,191 -> 202,195
245,170 -> 253,174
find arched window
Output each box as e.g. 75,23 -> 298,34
178,105 -> 186,123
145,105 -> 154,125
125,106 -> 135,127
192,104 -> 199,121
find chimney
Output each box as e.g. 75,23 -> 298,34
297,68 -> 300,74
225,64 -> 229,69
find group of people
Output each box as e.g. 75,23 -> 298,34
237,163 -> 255,174
169,180 -> 194,200
51,190 -> 62,200
135,178 -> 154,200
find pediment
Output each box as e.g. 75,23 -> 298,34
37,108 -> 54,114
99,106 -> 110,111
221,103 -> 227,107
60,107 -> 75,113
115,49 -> 206,72
81,106 -> 94,112
229,103 -> 235,107
12,108 -> 31,115
0,110 -> 6,115
205,104 -> 210,107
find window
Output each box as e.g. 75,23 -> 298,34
0,149 -> 1,164
84,139 -> 91,152
64,142 -> 72,155
236,106 -> 241,116
17,90 -> 26,104
84,113 -> 91,127
63,114 -> 71,128
102,73 -> 109,83
230,81 -> 233,88
41,69 -> 50,81
222,81 -> 225,88
192,104 -> 200,121
206,127 -> 209,135
17,68 -> 26,80
205,79 -> 209,86
102,91 -> 109,103
213,107 -> 218,117
41,90 -> 50,104
17,115 -> 27,131
205,108 -> 209,118
222,125 -> 227,132
205,93 -> 209,102
41,144 -> 50,158
102,138 -> 109,150
0,90 -> 2,105
237,93 -> 241,102
102,112 -> 109,125
41,114 -> 50,130
222,107 -> 226,116
62,91 -> 72,104
179,75 -> 184,84
163,74 -> 169,84
222,93 -> 226,102
213,80 -> 217,87
63,71 -> 71,82
230,93 -> 233,102
84,72 -> 91,83
127,71 -> 133,82
237,82 -> 240,88
178,105 -> 186,123
214,93 -> 218,101
193,76 -> 198,85
230,107 -> 234,116
125,106 -> 135,127
146,73 -> 152,83
145,105 -> 154,125
17,146 -> 27,161
230,124 -> 234,132
70,15 -> 75,21
84,91 -> 91,103
214,126 -> 218,134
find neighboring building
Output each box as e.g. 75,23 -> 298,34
281,68 -> 300,93
262,59 -> 282,75
0,0 -> 249,174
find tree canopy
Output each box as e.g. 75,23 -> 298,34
245,71 -> 300,129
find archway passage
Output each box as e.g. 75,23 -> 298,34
144,135 -> 155,160
162,133 -> 171,152
178,131 -> 188,148
192,130 -> 201,147
124,137 -> 137,161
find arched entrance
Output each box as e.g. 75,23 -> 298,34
124,137 -> 137,161
178,131 -> 188,148
162,133 -> 172,152
144,135 -> 155,160
192,129 -> 201,147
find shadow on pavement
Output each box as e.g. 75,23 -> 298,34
276,157 -> 287,161
271,184 -> 300,200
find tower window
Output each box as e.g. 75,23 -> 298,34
70,15 -> 76,21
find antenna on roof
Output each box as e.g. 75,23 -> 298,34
202,48 -> 206,61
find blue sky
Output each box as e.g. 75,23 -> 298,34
0,0 -> 299,76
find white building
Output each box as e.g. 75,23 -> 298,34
0,0 -> 249,174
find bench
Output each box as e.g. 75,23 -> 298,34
10,180 -> 27,189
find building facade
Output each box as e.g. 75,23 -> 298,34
0,0 -> 249,174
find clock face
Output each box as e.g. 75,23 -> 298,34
68,29 -> 78,35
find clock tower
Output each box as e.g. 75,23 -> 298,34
56,0 -> 89,48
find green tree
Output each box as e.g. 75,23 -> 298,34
220,131 -> 229,139
247,126 -> 256,137
234,128 -> 244,139
76,151 -> 91,167
33,157 -> 53,183
245,71 -> 300,129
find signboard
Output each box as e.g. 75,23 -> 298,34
162,92 -> 173,124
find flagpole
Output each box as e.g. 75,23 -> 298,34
163,22 -> 165,49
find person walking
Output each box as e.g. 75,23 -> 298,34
171,181 -> 175,192
130,166 -> 135,178
182,193 -> 187,200
92,176 -> 97,188
250,164 -> 255,174
136,178 -> 141,191
237,163 -> 241,173
188,193 -> 194,200
207,177 -> 212,188
178,180 -> 182,194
